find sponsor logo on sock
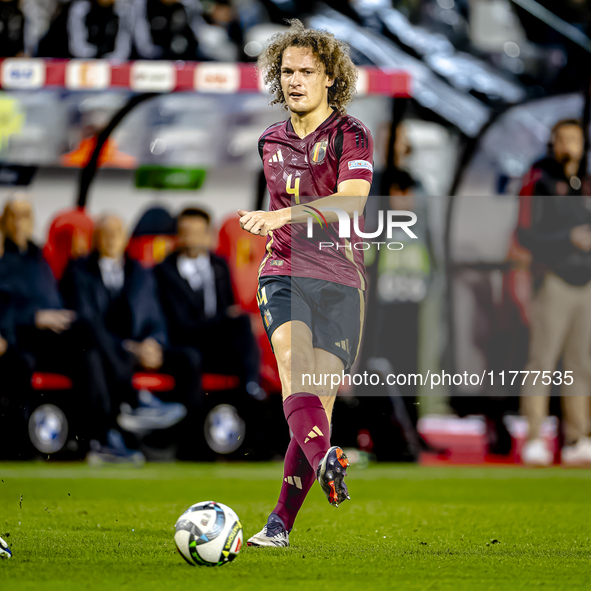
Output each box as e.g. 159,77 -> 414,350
284,476 -> 303,489
304,425 -> 324,444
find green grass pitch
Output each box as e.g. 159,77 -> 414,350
1,462 -> 591,591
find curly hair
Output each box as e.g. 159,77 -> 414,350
257,19 -> 358,114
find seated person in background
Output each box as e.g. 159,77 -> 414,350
0,196 -> 142,464
0,227 -> 33,459
61,214 -> 201,439
155,207 -> 263,398
131,0 -> 201,60
37,0 -> 131,60
0,0 -> 25,57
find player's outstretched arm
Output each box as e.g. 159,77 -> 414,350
290,179 -> 370,225
237,179 -> 370,236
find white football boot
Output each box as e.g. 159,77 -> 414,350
247,513 -> 290,547
521,438 -> 553,467
562,437 -> 591,467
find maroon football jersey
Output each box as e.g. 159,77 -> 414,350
258,110 -> 374,290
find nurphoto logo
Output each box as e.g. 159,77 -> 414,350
303,206 -> 418,251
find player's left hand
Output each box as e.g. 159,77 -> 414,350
237,209 -> 287,236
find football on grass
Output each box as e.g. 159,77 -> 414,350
0,536 -> 12,559
174,501 -> 243,566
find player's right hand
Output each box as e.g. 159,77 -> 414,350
237,209 -> 288,236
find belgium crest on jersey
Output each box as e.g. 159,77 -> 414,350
311,139 -> 328,163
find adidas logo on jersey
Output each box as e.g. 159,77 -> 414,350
269,149 -> 284,163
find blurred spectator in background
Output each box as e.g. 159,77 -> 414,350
155,207 -> 263,399
419,0 -> 471,49
520,119 -> 589,198
37,0 -> 131,59
0,0 -> 25,57
517,119 -> 591,467
257,0 -> 315,25
393,122 -> 412,169
0,226 -> 34,459
390,122 -> 428,195
61,214 -> 199,446
131,0 -> 201,60
0,197 -> 77,353
372,122 -> 426,199
0,196 -> 141,462
198,0 -> 243,60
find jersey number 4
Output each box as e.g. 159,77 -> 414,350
286,174 -> 300,204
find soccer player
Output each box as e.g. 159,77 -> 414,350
239,20 -> 373,547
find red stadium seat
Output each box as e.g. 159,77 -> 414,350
132,372 -> 176,392
126,205 -> 177,268
31,371 -> 238,394
132,372 -> 239,392
216,215 -> 266,314
43,208 -> 95,280
31,372 -> 73,391
126,235 -> 176,269
202,373 -> 240,391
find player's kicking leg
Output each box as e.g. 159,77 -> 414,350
276,322 -> 350,505
248,322 -> 348,547
310,348 -> 350,507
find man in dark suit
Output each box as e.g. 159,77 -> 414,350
154,207 -> 261,397
61,214 -> 201,444
0,227 -> 34,459
0,197 -> 137,462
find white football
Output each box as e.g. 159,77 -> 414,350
174,501 -> 243,567
0,536 -> 12,559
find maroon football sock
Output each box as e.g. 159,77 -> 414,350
283,392 -> 331,473
273,437 -> 316,531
